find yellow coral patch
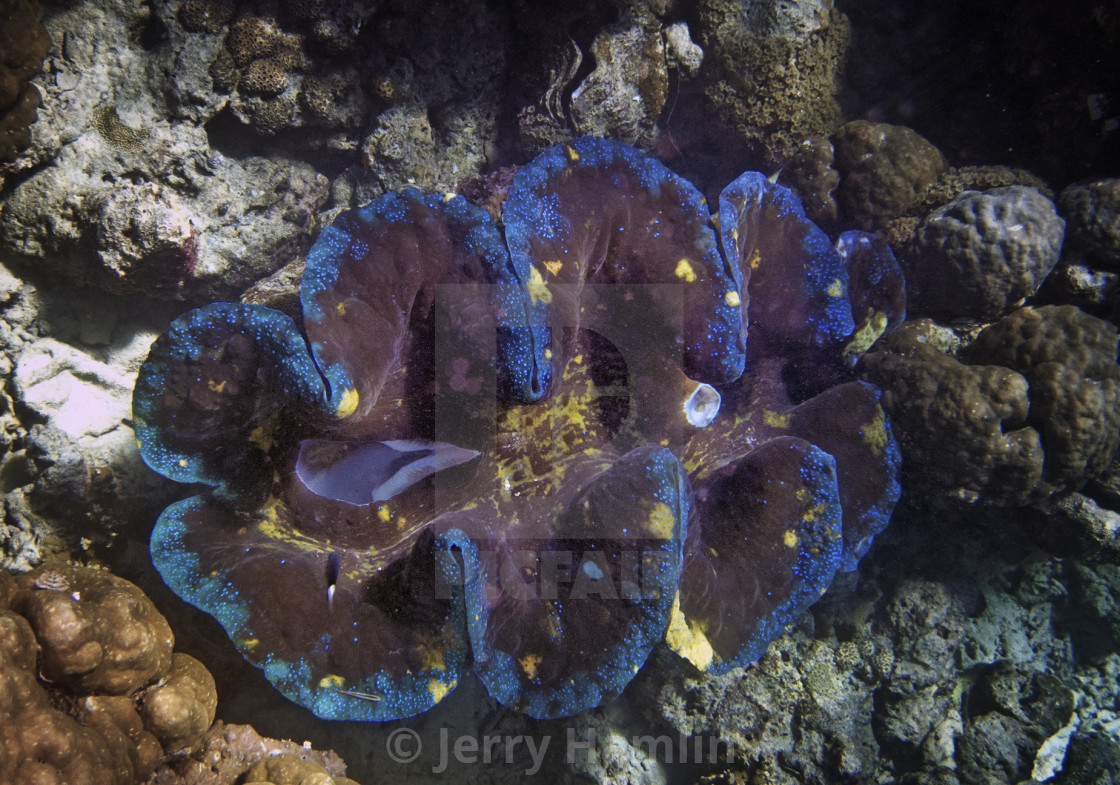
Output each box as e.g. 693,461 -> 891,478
334,387 -> 359,418
783,529 -> 799,548
724,290 -> 741,307
565,144 -> 580,162
429,678 -> 455,704
319,674 -> 345,689
528,267 -> 552,304
674,258 -> 697,283
861,407 -> 889,456
376,505 -> 391,523
207,378 -> 227,393
646,501 -> 677,539
827,278 -> 846,298
665,593 -> 714,670
748,249 -> 762,270
763,410 -> 791,428
843,310 -> 889,360
248,425 -> 273,452
519,653 -> 543,681
543,259 -> 563,277
335,301 -> 347,316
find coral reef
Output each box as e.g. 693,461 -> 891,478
1048,179 -> 1120,317
1060,179 -> 1120,266
859,320 -> 1044,506
966,305 -> 1120,497
1,0 -> 1119,782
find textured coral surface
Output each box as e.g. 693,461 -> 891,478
0,564 -> 216,785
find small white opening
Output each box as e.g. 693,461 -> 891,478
683,383 -> 721,428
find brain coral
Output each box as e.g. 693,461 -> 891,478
904,186 -> 1065,322
132,138 -> 903,721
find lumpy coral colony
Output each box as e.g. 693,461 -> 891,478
132,137 -> 905,721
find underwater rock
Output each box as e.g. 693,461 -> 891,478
0,0 -> 50,166
1052,731 -> 1120,785
696,0 -> 850,167
0,121 -> 328,296
0,488 -> 43,573
132,137 -> 902,721
148,721 -> 356,785
657,633 -> 881,784
14,339 -> 135,444
0,265 -> 183,548
0,0 -> 330,298
159,0 -> 506,194
1041,492 -> 1120,564
883,579 -> 964,692
903,186 -> 1065,322
831,120 -> 946,231
957,662 -> 1075,785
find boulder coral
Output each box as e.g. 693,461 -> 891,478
861,305 -> 1120,505
0,563 -> 217,784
